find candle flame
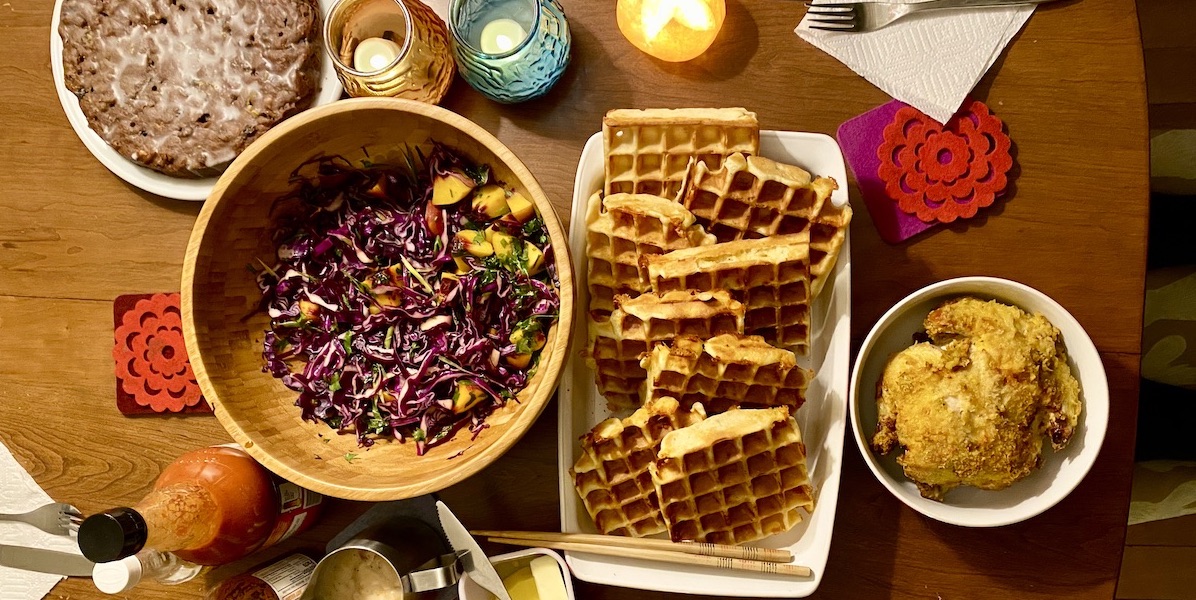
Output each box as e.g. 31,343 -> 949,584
369,53 -> 390,71
641,0 -> 715,41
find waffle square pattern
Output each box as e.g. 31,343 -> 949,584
651,407 -> 816,545
646,232 -> 812,353
641,333 -> 813,414
603,108 -> 760,199
682,152 -> 839,243
588,290 -> 746,410
585,191 -> 715,320
570,397 -> 707,537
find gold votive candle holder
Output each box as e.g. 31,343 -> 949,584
324,0 -> 456,103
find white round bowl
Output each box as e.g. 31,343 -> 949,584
849,276 -> 1109,527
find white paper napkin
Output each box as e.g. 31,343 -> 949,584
0,442 -> 85,600
795,1 -> 1034,123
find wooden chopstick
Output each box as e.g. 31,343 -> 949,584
484,536 -> 812,578
471,529 -> 793,563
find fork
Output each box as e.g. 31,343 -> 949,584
805,0 -> 1059,32
0,503 -> 83,536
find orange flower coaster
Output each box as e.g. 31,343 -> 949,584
837,99 -> 1014,243
113,293 -> 211,415
879,99 -> 1012,224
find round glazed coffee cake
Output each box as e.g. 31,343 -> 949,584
59,0 -> 320,178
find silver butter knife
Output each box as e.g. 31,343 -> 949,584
0,544 -> 94,577
436,501 -> 512,600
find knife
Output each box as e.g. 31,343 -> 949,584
436,501 -> 512,600
0,544 -> 94,577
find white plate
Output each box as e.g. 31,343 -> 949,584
556,131 -> 851,598
849,277 -> 1110,527
49,0 -> 344,201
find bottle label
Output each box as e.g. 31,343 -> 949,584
252,554 -> 317,600
261,482 -> 324,549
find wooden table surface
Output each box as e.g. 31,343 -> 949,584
1,0 -> 1149,598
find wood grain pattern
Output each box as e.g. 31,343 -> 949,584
1125,514 -> 1196,547
1138,0 -> 1196,131
0,0 -> 1149,598
1117,546 -> 1196,600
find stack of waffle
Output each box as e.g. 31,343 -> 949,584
575,107 -> 845,544
641,334 -> 812,414
587,290 -> 745,410
645,232 -> 813,352
651,406 -> 816,544
570,396 -> 707,537
571,403 -> 816,544
585,192 -> 716,321
584,107 -> 845,410
680,152 -> 848,297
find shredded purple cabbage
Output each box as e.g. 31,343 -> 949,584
256,144 -> 559,455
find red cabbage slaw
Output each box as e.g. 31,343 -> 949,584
257,144 -> 559,455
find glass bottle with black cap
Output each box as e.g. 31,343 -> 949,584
78,445 -> 323,566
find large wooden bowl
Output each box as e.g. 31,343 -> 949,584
181,98 -> 574,501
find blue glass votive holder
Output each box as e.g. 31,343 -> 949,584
448,0 -> 571,104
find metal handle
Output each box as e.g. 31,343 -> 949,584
401,551 -> 465,593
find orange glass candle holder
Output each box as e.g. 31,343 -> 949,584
324,0 -> 456,103
616,0 -> 726,62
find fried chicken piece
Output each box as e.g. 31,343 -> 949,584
872,297 -> 1082,501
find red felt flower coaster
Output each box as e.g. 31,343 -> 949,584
113,293 -> 211,415
877,99 -> 1013,224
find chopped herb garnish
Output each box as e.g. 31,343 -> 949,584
259,145 -> 559,455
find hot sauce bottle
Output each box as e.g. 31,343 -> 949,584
78,445 -> 323,566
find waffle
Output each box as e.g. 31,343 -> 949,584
586,192 -> 716,320
645,233 -> 812,353
603,108 -> 760,199
641,334 -> 813,414
587,290 -> 746,410
570,397 -> 708,537
680,152 -> 839,243
650,407 -> 816,545
809,201 -> 852,299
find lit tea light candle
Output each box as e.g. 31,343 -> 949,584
617,0 -> 725,62
478,18 -> 528,54
353,37 -> 403,72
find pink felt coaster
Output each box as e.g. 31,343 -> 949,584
837,100 -> 1012,243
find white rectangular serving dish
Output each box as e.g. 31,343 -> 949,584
556,130 -> 852,597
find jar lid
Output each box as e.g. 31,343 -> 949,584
92,555 -> 143,594
78,508 -> 148,563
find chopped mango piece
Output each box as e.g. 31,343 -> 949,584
506,192 -> 536,223
505,352 -> 532,369
432,170 -> 476,206
455,229 -> 494,258
451,380 -> 487,414
472,184 -> 511,219
522,244 -> 545,275
491,231 -> 520,265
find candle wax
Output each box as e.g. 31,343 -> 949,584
479,18 -> 528,54
353,37 -> 402,72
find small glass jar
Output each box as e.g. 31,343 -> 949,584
324,0 -> 456,103
448,0 -> 571,104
